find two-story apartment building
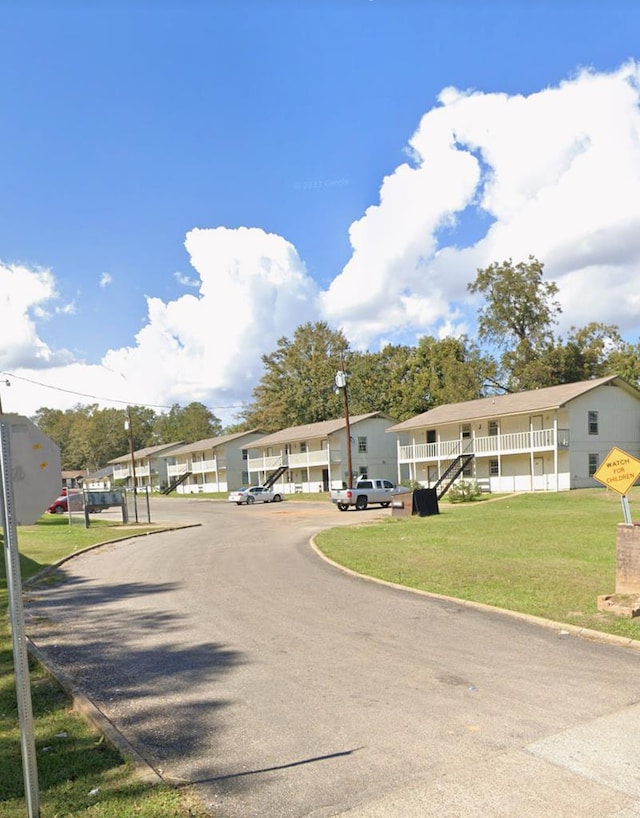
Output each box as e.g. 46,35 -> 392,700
109,442 -> 185,490
248,412 -> 399,493
164,430 -> 265,494
388,376 -> 640,493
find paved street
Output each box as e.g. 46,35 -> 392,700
26,497 -> 640,817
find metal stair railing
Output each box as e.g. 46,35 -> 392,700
433,452 -> 475,500
162,471 -> 192,495
263,464 -> 288,489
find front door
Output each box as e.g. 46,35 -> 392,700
322,469 -> 329,492
532,456 -> 545,490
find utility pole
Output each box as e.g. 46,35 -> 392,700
125,406 -> 139,523
335,364 -> 353,488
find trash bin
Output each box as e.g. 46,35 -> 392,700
391,488 -> 413,518
412,488 -> 439,517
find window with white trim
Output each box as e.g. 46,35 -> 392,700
358,436 -> 368,453
588,453 -> 599,476
588,411 -> 599,435
489,459 -> 499,476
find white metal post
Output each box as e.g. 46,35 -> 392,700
0,419 -> 40,817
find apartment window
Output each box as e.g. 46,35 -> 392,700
488,420 -> 499,437
300,441 -> 307,453
426,429 -> 436,444
588,453 -> 599,476
588,411 -> 599,435
462,461 -> 473,477
242,449 -> 248,461
460,423 -> 471,439
359,466 -> 368,479
358,436 -> 368,453
489,459 -> 499,476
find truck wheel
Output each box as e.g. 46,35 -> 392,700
355,495 -> 368,510
337,502 -> 349,512
380,502 -> 390,508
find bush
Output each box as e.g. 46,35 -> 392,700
400,479 -> 422,491
448,479 -> 482,503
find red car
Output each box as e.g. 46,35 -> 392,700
47,493 -> 100,514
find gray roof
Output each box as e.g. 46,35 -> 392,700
108,441 -> 186,465
167,429 -> 263,457
251,412 -> 396,448
388,376 -> 638,432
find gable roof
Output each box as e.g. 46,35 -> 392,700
388,376 -> 639,433
251,412 -> 397,448
167,429 -> 263,457
108,441 -> 185,465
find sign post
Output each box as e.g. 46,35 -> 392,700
0,414 -> 62,818
592,446 -> 640,523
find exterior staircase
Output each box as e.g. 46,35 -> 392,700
162,471 -> 192,495
434,454 -> 475,500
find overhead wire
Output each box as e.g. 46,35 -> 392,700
0,370 -> 245,412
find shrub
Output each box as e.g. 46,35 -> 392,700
448,479 -> 482,503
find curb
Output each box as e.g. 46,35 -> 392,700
308,536 -> 640,653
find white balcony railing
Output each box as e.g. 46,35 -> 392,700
398,428 -> 569,463
247,450 -> 334,472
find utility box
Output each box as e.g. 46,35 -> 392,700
391,488 -> 413,518
413,488 -> 439,517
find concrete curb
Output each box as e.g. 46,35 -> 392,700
308,536 -> 640,653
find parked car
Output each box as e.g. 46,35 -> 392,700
228,486 -> 282,505
47,493 -> 101,514
329,478 -> 397,511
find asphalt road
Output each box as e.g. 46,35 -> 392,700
25,497 -> 640,818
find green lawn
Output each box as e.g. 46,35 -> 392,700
315,487 -> 640,641
1,515 -> 210,818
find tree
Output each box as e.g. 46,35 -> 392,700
153,402 -> 221,444
468,256 -> 561,391
348,336 -> 494,420
241,322 -> 350,431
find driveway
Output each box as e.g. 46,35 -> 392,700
25,497 -> 640,817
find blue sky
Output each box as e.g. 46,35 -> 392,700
2,0 -> 640,424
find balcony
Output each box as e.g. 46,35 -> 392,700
398,428 -> 569,463
248,450 -> 336,472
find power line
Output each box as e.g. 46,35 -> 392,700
0,370 -> 246,412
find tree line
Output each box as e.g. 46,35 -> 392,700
35,257 -> 640,469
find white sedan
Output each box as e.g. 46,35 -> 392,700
228,486 -> 283,505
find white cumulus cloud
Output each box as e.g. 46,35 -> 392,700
321,61 -> 640,345
0,262 -> 74,369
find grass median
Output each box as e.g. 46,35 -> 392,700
1,515 -> 210,818
315,487 -> 640,642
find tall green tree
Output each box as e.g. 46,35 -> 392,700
241,321 -> 350,431
153,402 -> 221,444
468,256 -> 562,391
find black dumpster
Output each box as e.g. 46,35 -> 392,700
412,488 -> 439,517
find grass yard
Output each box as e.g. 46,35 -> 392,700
315,487 -> 640,641
1,515 -> 210,818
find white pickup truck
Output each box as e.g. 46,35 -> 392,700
330,478 -> 397,511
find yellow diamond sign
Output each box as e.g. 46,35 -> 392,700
593,447 -> 640,496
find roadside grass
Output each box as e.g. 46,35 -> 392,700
315,488 -> 640,641
1,516 -> 210,817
